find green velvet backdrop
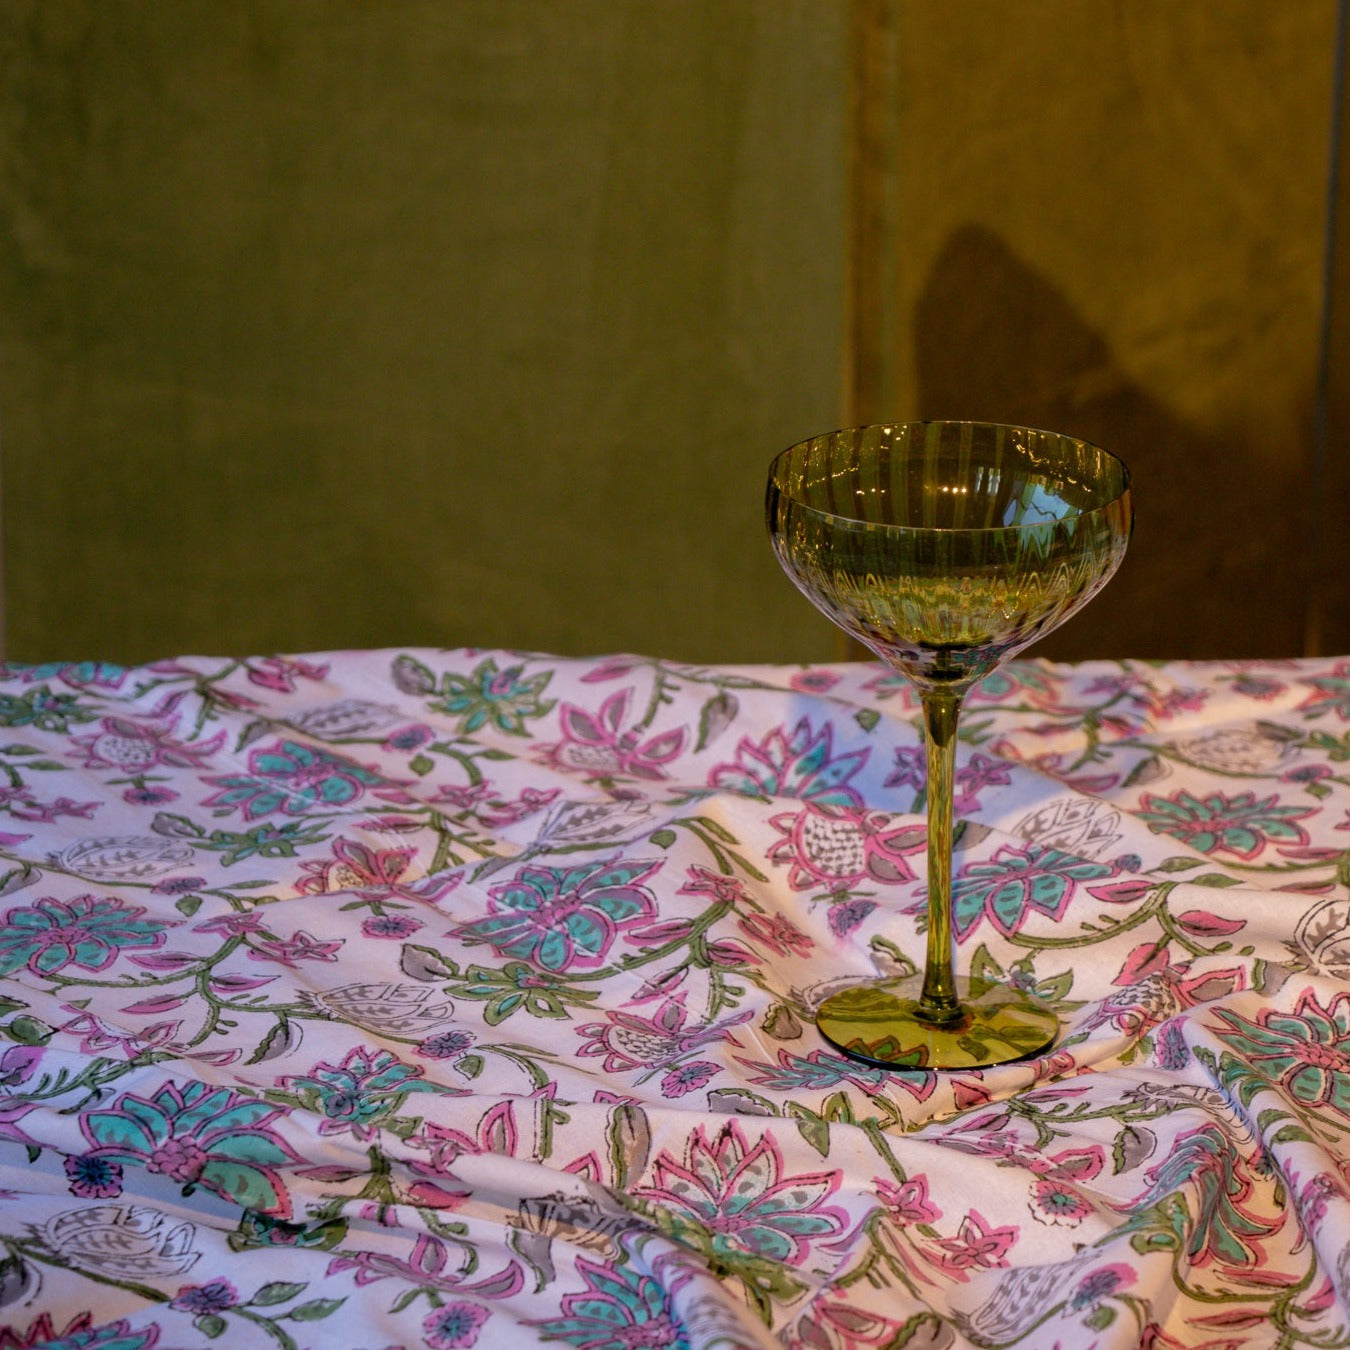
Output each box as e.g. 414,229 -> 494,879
2,2 -> 1344,665
0,2 -> 848,664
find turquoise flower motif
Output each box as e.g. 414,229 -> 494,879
15,1319 -> 161,1350
203,740 -> 388,819
737,1047 -> 894,1094
1212,989 -> 1350,1118
460,858 -> 660,972
1,660 -> 127,689
433,657 -> 556,735
0,895 -> 168,977
1298,660 -> 1350,719
1125,1121 -> 1279,1269
709,718 -> 868,807
638,1122 -> 847,1268
950,844 -> 1113,940
0,684 -> 98,732
530,1256 -> 690,1350
967,664 -> 1062,706
1136,789 -> 1311,859
280,1046 -> 441,1140
82,1080 -> 296,1216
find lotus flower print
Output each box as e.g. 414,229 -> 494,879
709,718 -> 868,807
768,803 -> 924,892
71,716 -> 225,772
637,1121 -> 847,1269
81,1081 -> 297,1216
459,857 -> 662,972
539,689 -> 686,781
1212,988 -> 1350,1118
203,740 -> 402,819
1136,789 -> 1312,859
949,844 -> 1114,940
0,895 -> 168,977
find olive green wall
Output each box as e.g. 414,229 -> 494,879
856,0 -> 1341,659
2,2 -> 1345,666
0,2 -> 849,664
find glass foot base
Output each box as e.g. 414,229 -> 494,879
815,976 -> 1058,1070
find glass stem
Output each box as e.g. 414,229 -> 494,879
918,686 -> 964,1025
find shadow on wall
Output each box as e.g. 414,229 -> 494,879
911,225 -> 1312,661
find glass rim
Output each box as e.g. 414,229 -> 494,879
767,419 -> 1132,535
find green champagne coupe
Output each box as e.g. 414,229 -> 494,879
766,422 -> 1132,1069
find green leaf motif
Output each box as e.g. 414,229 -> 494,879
1035,970 -> 1073,1003
391,654 -> 438,696
694,815 -> 738,844
247,1019 -> 303,1066
7,1016 -> 52,1045
1270,1123 -> 1314,1146
1085,1305 -> 1116,1331
288,1298 -> 346,1321
251,1280 -> 307,1307
1112,1124 -> 1155,1175
1154,856 -> 1204,872
969,945 -> 1005,983
1256,1106 -> 1288,1134
1123,753 -> 1164,787
820,1092 -> 857,1125
202,1157 -> 288,1215
235,720 -> 273,753
789,1107 -> 831,1159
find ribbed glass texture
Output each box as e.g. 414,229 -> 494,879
767,422 -> 1132,690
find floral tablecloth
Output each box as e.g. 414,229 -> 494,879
2,648 -> 1350,1348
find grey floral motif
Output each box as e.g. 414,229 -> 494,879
39,1205 -> 200,1280
960,1251 -> 1095,1342
1172,724 -> 1298,774
534,798 -> 656,846
1336,1243 -> 1350,1314
300,982 -> 457,1038
50,835 -> 196,882
286,700 -> 406,740
510,1187 -> 637,1281
1296,897 -> 1350,980
1012,797 -> 1122,860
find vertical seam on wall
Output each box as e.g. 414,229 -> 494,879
845,0 -> 895,429
842,0 -> 896,662
1308,0 -> 1348,657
